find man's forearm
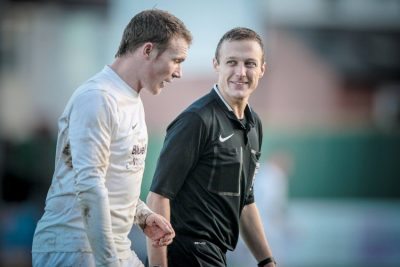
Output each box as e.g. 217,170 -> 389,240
240,203 -> 274,263
135,198 -> 154,230
77,185 -> 119,267
146,192 -> 170,267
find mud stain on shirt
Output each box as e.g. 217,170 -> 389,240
62,142 -> 73,168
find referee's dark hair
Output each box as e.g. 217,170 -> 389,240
214,27 -> 265,63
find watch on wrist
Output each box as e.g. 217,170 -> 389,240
257,256 -> 276,266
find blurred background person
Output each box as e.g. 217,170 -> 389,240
228,151 -> 293,267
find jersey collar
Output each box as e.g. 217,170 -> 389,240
212,84 -> 256,128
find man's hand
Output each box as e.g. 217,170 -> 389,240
143,213 -> 175,247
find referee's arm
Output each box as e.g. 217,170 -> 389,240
146,192 -> 171,267
240,203 -> 276,267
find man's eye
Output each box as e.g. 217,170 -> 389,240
246,62 -> 257,67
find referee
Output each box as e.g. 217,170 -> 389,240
147,27 -> 276,267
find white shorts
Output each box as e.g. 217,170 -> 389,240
32,250 -> 144,267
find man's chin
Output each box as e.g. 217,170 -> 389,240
152,87 -> 162,95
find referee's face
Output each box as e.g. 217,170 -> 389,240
213,40 -> 265,105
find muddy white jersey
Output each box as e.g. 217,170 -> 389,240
32,66 -> 152,266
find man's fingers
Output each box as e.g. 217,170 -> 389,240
151,232 -> 174,242
151,237 -> 173,247
153,216 -> 174,235
162,237 -> 173,245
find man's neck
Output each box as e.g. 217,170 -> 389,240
110,56 -> 141,93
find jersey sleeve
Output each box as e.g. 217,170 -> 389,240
69,89 -> 119,266
150,111 -> 207,199
69,89 -> 116,192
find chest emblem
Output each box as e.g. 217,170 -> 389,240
219,133 -> 234,142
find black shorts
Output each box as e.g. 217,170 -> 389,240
168,235 -> 227,267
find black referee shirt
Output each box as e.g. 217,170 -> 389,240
150,86 -> 263,252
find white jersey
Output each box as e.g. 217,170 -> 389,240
32,66 -> 152,266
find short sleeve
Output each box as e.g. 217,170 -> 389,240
150,111 -> 207,199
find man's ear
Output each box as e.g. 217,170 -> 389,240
213,58 -> 219,72
259,61 -> 266,78
142,42 -> 155,58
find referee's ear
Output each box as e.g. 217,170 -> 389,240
259,61 -> 266,78
213,58 -> 220,73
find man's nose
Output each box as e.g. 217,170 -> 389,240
235,63 -> 246,77
172,65 -> 182,79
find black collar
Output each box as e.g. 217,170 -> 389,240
210,87 -> 256,129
